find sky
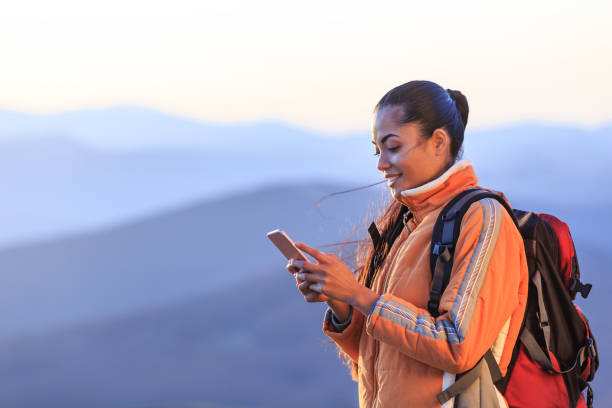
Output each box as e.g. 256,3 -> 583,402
0,0 -> 610,133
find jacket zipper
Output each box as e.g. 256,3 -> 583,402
370,241 -> 402,408
370,345 -> 380,408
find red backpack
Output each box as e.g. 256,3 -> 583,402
425,188 -> 599,407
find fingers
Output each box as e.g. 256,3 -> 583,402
287,252 -> 331,304
295,242 -> 327,263
298,281 -> 325,302
304,291 -> 320,302
288,258 -> 321,274
297,280 -> 312,294
308,282 -> 323,293
287,259 -> 304,270
297,280 -> 317,295
286,261 -> 300,274
296,271 -> 323,283
296,274 -> 324,296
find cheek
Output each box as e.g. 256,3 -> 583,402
393,152 -> 416,174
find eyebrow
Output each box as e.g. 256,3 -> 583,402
371,133 -> 398,146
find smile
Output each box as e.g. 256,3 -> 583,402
386,174 -> 402,187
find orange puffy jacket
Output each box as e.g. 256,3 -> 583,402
323,160 -> 529,407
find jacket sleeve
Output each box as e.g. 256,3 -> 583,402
364,198 -> 528,373
329,305 -> 353,332
323,305 -> 365,363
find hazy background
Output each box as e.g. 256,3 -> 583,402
0,1 -> 610,407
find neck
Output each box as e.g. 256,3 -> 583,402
396,159 -> 477,223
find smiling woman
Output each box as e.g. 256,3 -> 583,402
286,80 -> 529,407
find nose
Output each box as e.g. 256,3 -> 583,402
377,151 -> 391,172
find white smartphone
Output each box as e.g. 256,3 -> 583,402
266,229 -> 308,261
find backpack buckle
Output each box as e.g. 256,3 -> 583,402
579,283 -> 592,299
433,243 -> 453,263
433,243 -> 451,255
535,311 -> 550,330
586,338 -> 597,359
569,277 -> 592,299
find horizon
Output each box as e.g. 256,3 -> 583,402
1,105 -> 611,138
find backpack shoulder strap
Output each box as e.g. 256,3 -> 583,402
366,205 -> 412,289
428,188 -> 517,317
437,349 -> 502,405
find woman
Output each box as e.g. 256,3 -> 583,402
287,80 -> 529,407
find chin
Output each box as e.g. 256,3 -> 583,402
390,187 -> 403,201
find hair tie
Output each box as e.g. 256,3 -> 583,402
446,89 -> 455,106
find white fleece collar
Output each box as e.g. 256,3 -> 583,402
400,159 -> 473,198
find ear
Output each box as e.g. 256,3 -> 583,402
430,128 -> 451,158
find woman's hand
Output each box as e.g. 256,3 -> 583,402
292,242 -> 379,316
286,259 -> 330,303
286,241 -> 379,317
294,242 -> 378,316
292,242 -> 359,304
287,258 -> 352,320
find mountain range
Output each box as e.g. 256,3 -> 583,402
0,107 -> 610,246
0,182 -> 609,407
0,107 -> 609,406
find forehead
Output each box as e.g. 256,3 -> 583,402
371,105 -> 419,143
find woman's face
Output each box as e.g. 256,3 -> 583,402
371,105 -> 451,200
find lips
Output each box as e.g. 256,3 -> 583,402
386,174 -> 402,187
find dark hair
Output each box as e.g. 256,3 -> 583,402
374,80 -> 469,161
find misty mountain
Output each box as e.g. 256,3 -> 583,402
3,176 -> 604,342
0,203 -> 609,407
0,182 -> 383,340
1,259 -> 608,407
0,107 -> 610,246
466,123 -> 612,207
0,107 -> 341,153
0,269 -> 358,408
0,121 -> 376,246
0,180 -> 609,407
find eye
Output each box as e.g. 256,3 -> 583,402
374,145 -> 399,156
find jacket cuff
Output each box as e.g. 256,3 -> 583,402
323,306 -> 359,339
327,306 -> 353,332
365,295 -> 385,333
